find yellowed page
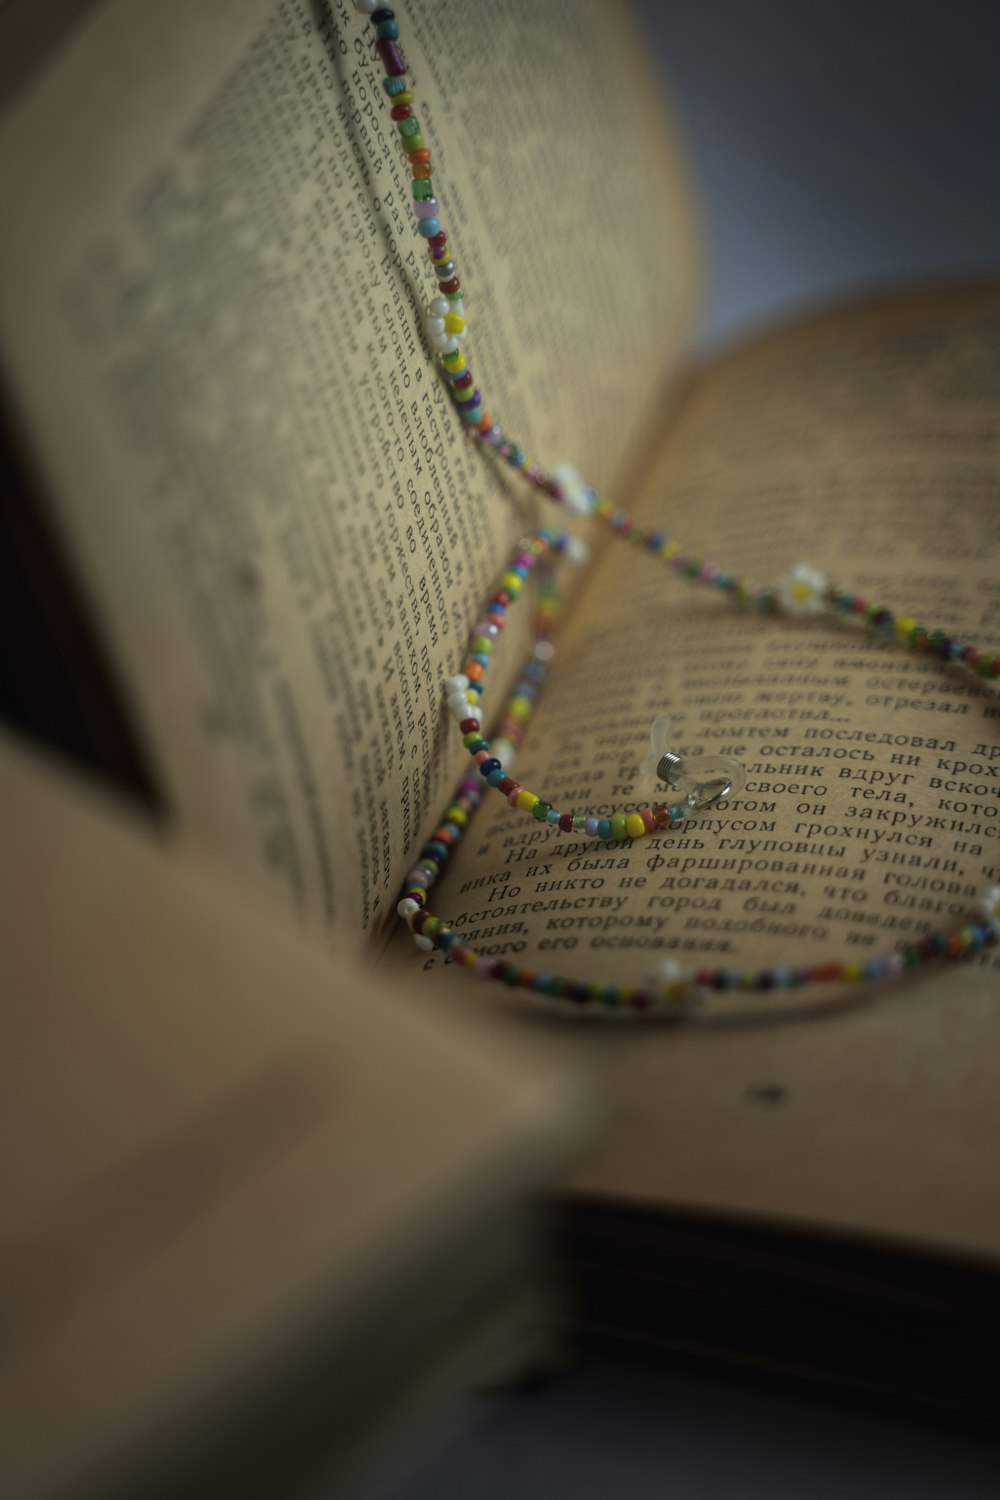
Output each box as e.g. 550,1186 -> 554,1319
0,0 -> 698,944
388,287 -> 1000,1257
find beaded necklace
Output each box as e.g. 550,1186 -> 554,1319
353,0 -> 1000,1016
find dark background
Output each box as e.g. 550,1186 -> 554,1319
650,0 -> 1000,350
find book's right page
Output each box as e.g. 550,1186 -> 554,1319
389,285 -> 1000,1259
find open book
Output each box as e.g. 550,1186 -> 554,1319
2,0 -> 999,1309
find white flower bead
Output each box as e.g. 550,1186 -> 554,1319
426,298 -> 465,355
448,695 -> 473,720
446,674 -> 469,694
777,562 -> 829,616
976,886 -> 1000,936
397,897 -> 420,921
551,462 -> 596,516
413,933 -> 435,952
566,535 -> 590,566
491,737 -> 517,770
353,0 -> 380,12
642,959 -> 704,1016
534,640 -> 556,663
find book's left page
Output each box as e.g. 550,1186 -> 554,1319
0,0 -> 698,945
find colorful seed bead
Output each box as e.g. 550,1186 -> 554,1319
376,38 -> 406,74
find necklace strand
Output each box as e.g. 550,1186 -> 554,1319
353,0 -> 1000,1014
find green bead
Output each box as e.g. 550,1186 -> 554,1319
398,115 -> 421,137
472,636 -> 493,654
610,812 -> 627,840
412,178 -> 434,200
404,132 -> 425,152
532,800 -> 551,822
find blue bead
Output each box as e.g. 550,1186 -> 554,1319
469,651 -> 490,667
597,818 -> 612,840
487,768 -> 505,787
584,818 -> 599,836
376,19 -> 400,38
417,217 -> 441,238
461,406 -> 483,424
383,76 -> 406,95
546,808 -> 561,824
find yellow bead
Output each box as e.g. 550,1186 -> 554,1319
500,572 -> 522,594
395,90 -> 415,104
660,540 -> 681,559
447,807 -> 468,827
516,791 -> 538,813
842,962 -> 863,983
625,813 -> 645,840
508,698 -> 531,720
895,616 -> 916,637
443,312 -> 465,334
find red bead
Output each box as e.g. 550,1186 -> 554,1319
498,776 -> 515,795
459,717 -> 480,733
390,103 -> 412,120
453,371 -> 474,390
559,813 -> 574,833
438,276 -> 461,295
428,232 -> 447,253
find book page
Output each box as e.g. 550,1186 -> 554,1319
386,287 -> 1000,1254
0,0 -> 698,944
